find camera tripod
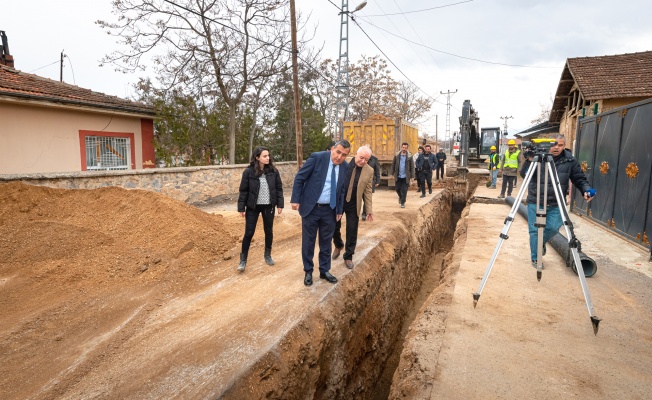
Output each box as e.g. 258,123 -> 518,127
472,153 -> 601,335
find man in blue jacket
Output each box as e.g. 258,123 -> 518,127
291,140 -> 351,286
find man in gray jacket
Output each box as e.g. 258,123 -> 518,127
391,142 -> 415,208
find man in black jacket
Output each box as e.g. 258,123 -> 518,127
520,135 -> 594,268
367,154 -> 381,193
423,145 -> 438,194
435,148 -> 447,180
362,153 -> 381,221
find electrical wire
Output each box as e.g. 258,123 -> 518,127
325,1 -> 443,103
64,54 -> 76,85
28,60 -> 59,73
350,17 -> 439,103
365,0 -> 474,17
358,17 -> 555,69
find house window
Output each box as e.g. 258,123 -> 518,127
84,135 -> 131,170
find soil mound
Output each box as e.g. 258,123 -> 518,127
0,182 -> 236,286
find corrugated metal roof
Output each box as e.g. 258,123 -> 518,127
0,64 -> 154,115
515,121 -> 559,139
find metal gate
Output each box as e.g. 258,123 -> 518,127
572,97 -> 652,248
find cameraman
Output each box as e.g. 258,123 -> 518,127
520,135 -> 594,268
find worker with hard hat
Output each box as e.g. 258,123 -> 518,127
488,145 -> 499,188
498,139 -> 523,199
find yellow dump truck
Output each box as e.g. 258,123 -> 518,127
342,114 -> 419,187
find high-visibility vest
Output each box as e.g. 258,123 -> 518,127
489,153 -> 499,170
503,150 -> 520,169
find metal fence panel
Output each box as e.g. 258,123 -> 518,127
571,97 -> 652,250
573,120 -> 597,216
613,103 -> 652,243
590,112 -> 622,226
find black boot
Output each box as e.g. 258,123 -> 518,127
264,247 -> 275,266
237,253 -> 247,272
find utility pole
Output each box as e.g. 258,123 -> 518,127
334,1 -> 366,140
290,0 -> 303,167
441,89 -> 457,154
60,50 -> 64,82
500,115 -> 513,156
435,114 -> 438,150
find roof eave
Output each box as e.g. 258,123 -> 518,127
0,91 -> 156,117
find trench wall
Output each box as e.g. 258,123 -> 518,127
0,162 -> 297,205
389,178 -> 477,398
220,187 -> 459,399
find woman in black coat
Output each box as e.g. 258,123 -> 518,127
237,146 -> 284,272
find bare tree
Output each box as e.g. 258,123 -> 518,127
395,80 -> 433,123
530,94 -> 554,125
348,55 -> 398,121
98,0 -> 290,164
303,58 -> 338,138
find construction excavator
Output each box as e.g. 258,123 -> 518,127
456,100 -> 501,173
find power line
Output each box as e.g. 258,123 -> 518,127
28,60 -> 59,73
365,0 -> 474,17
350,17 -> 440,103
357,17 -> 556,68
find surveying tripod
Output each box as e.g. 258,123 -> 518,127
472,152 -> 601,335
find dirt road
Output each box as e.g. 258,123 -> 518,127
1,178 -> 651,399
391,181 -> 652,399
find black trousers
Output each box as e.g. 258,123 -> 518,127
241,204 -> 274,254
436,163 -> 445,180
424,169 -> 433,191
501,175 -> 516,196
332,201 -> 359,260
395,177 -> 408,205
416,171 -> 426,195
301,204 -> 337,273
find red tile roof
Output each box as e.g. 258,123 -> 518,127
550,51 -> 652,122
569,51 -> 652,100
0,64 -> 154,115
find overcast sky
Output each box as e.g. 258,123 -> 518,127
4,0 -> 652,137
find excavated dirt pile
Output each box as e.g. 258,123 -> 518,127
0,182 -> 235,283
0,182 -> 239,399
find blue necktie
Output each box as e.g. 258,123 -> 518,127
330,165 -> 337,209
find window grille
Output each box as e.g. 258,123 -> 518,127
85,136 -> 131,170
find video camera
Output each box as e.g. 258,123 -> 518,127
522,138 -> 557,159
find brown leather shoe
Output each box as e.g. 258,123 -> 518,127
344,259 -> 354,269
332,246 -> 343,260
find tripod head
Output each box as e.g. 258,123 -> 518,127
522,138 -> 557,160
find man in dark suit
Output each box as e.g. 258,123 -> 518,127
291,140 -> 351,286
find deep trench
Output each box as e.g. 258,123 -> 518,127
369,182 -> 469,400
223,177 -> 480,399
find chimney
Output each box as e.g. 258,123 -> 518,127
1,31 -> 15,68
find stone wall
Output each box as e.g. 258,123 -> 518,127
0,162 -> 298,205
